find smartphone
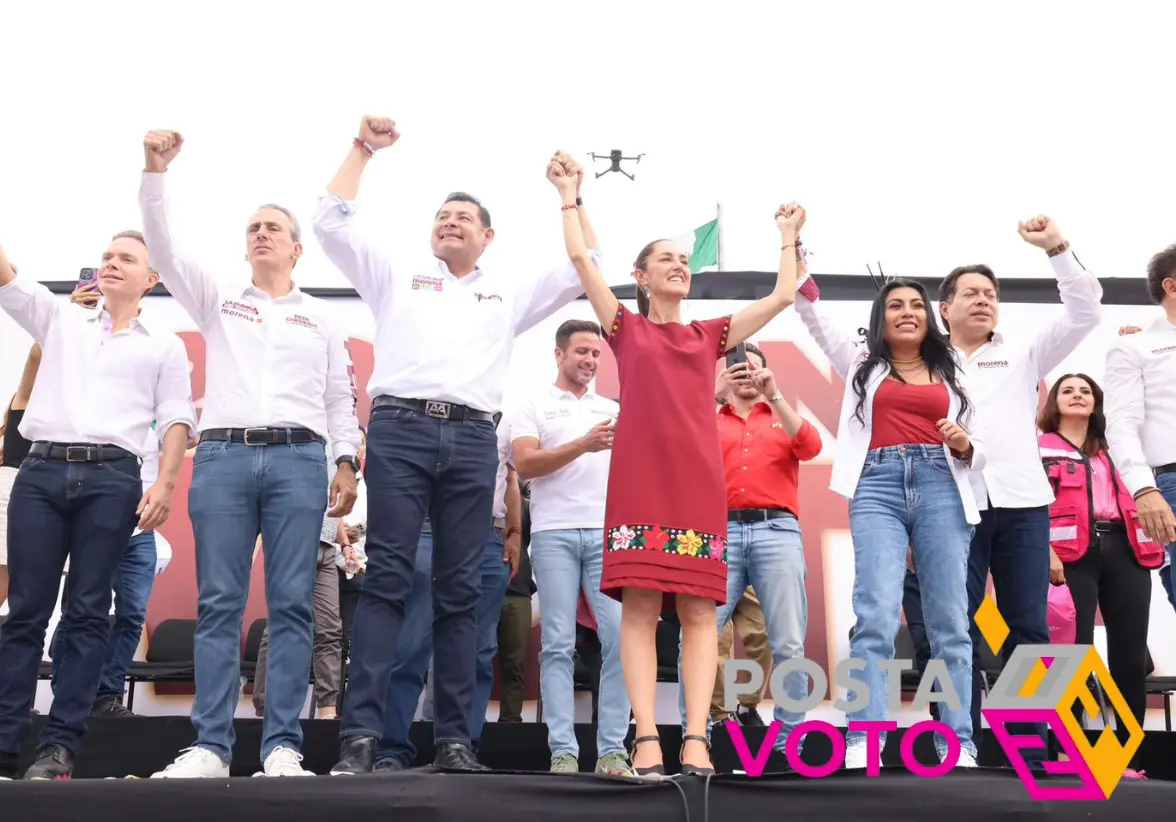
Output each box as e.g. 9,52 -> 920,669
726,343 -> 747,369
79,267 -> 99,286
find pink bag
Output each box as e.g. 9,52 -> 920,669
1047,584 -> 1077,645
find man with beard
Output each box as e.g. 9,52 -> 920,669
511,320 -> 631,775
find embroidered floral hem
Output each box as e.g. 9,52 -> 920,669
606,524 -> 727,564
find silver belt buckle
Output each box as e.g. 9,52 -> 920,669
424,401 -> 451,420
65,445 -> 91,462
243,428 -> 269,446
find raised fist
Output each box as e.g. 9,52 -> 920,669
546,151 -> 577,192
1018,214 -> 1064,250
144,130 -> 183,173
555,151 -> 584,194
776,202 -> 805,234
359,116 -> 399,150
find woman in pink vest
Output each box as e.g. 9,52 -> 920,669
1038,373 -> 1163,778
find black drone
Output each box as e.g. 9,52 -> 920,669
590,150 -> 644,180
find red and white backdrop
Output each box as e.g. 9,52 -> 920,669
2,294 -> 1173,725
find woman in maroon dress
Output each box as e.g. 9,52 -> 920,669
549,152 -> 803,776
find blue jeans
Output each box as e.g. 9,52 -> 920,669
188,439 -> 328,762
846,445 -> 976,758
375,524 -> 511,766
0,453 -> 141,756
678,515 -> 808,753
340,405 -> 498,748
51,530 -> 158,702
901,568 -> 939,721
531,528 -> 628,760
965,502 -> 1049,767
1159,473 -> 1176,612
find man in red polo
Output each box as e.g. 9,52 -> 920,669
709,342 -> 822,759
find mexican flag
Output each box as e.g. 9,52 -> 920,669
676,218 -> 719,272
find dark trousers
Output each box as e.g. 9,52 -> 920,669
339,405 -> 498,746
966,504 -> 1051,767
1063,527 -> 1151,767
336,569 -> 363,713
497,594 -> 532,721
0,455 -> 140,756
901,568 -> 939,722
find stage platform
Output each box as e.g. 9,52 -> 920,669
8,719 -> 1176,820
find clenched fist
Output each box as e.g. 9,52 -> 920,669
546,150 -> 577,193
144,130 -> 183,173
776,202 -> 805,235
359,116 -> 399,150
1017,214 -> 1065,251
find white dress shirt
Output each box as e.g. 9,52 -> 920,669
312,195 -> 602,413
0,274 -> 195,458
795,277 -> 987,525
1104,316 -> 1176,496
511,384 -> 618,533
955,249 -> 1102,509
139,173 -> 361,460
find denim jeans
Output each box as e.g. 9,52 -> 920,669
340,405 -> 498,748
188,439 -> 328,762
678,515 -> 808,753
845,445 -> 976,758
901,567 -> 939,722
531,528 -> 628,760
375,524 -> 511,766
51,530 -> 157,702
1159,472 -> 1176,611
0,454 -> 141,757
965,503 -> 1049,767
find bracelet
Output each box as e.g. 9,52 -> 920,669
561,204 -> 578,211
353,138 -> 374,158
782,244 -> 796,251
769,392 -> 784,404
1046,241 -> 1070,258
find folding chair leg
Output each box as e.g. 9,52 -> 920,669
1165,694 -> 1172,732
126,683 -> 135,712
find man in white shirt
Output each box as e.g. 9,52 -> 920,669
936,216 -> 1102,767
1104,245 -> 1176,567
138,131 -> 362,779
51,424 -> 164,717
313,117 -> 599,773
372,419 -> 521,770
511,319 -> 630,776
0,235 -> 194,780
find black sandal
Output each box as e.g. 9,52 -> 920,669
630,735 -> 665,778
679,734 -> 715,776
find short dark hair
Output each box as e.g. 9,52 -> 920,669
744,342 -> 767,368
1146,244 -> 1176,305
439,192 -> 491,228
555,319 -> 602,349
938,264 -> 1000,304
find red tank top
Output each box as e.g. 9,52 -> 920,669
869,379 -> 949,449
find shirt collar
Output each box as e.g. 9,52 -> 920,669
87,301 -> 154,335
437,258 -> 484,284
242,281 -> 302,302
549,382 -> 597,401
719,400 -> 772,418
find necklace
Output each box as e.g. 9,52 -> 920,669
893,360 -> 926,374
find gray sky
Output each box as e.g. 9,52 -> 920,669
1,1 -> 1171,290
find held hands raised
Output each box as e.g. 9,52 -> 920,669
359,116 -> 400,150
144,130 -> 183,173
547,151 -> 582,195
1017,214 -> 1065,251
776,202 -> 805,235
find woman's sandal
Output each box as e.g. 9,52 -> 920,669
679,734 -> 715,776
630,735 -> 665,778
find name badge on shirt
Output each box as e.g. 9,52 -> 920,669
221,300 -> 260,323
412,275 -> 444,292
975,359 -> 1009,369
544,408 -> 573,419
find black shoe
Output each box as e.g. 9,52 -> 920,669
330,735 -> 377,775
433,743 -> 489,771
736,706 -> 766,727
91,695 -> 136,717
0,750 -> 17,780
373,759 -> 407,773
678,735 -> 715,777
24,744 -> 74,780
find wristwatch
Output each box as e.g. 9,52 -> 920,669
336,455 -> 360,471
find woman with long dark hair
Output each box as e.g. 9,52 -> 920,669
793,264 -> 982,769
549,151 -> 801,776
1037,373 -> 1162,778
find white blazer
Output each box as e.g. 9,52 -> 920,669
795,278 -> 987,525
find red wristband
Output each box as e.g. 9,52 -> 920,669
353,138 -> 374,158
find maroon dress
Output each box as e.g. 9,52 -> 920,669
600,304 -> 731,606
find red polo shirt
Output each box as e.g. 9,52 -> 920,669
718,402 -> 822,517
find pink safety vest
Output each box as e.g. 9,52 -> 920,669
1038,432 -> 1164,567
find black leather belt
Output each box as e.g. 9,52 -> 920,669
29,442 -> 137,463
373,395 -> 496,423
728,508 -> 793,523
1155,464 -> 1176,477
200,428 -> 325,446
1094,520 -> 1125,534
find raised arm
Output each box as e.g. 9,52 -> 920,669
515,153 -> 605,334
0,249 -> 61,344
552,156 -> 618,330
313,116 -> 401,306
1016,216 -> 1103,377
726,204 -> 802,347
792,257 -> 865,379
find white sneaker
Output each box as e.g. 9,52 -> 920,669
953,750 -> 978,768
256,746 -> 314,777
843,744 -> 879,770
152,747 -> 230,779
